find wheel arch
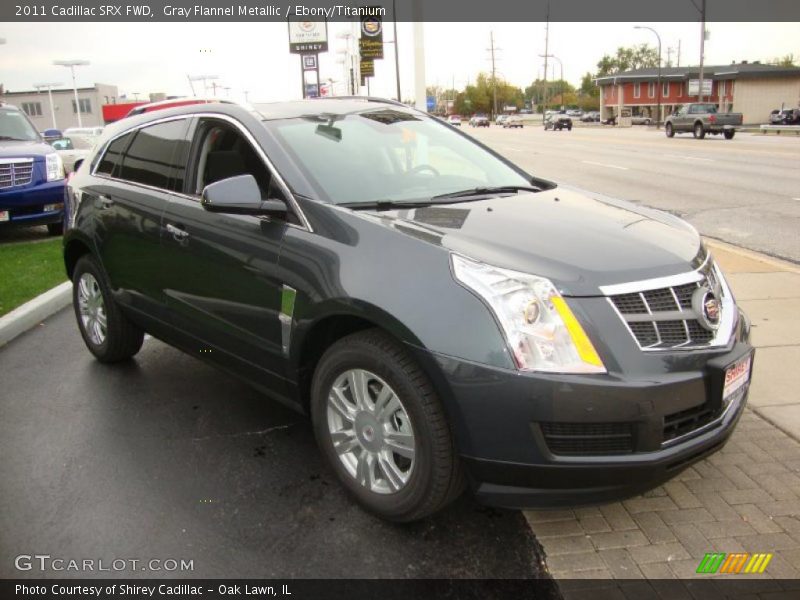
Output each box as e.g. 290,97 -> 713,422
63,235 -> 94,279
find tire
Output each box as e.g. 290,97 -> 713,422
47,222 -> 63,236
567,124 -> 573,131
693,122 -> 706,139
310,329 -> 464,522
724,130 -> 735,140
72,254 -> 144,363
665,123 -> 674,138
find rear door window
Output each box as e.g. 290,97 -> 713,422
95,132 -> 134,178
118,119 -> 191,190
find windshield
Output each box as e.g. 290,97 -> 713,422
263,108 -> 531,205
0,108 -> 41,142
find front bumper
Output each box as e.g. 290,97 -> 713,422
0,180 -> 65,227
411,313 -> 753,509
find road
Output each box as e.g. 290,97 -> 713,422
0,308 -> 545,580
469,124 -> 800,263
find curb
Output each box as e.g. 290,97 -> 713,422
704,238 -> 800,273
0,281 -> 72,348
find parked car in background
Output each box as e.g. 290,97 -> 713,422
544,114 -> 573,131
632,115 -> 653,125
581,111 -> 600,122
470,115 -> 490,127
566,109 -> 583,118
0,103 -> 65,235
41,128 -> 63,143
665,103 -> 743,139
447,115 -> 462,126
50,135 -> 95,175
496,115 -> 509,126
64,126 -> 105,137
769,108 -> 800,125
503,115 -> 524,129
64,98 -> 753,522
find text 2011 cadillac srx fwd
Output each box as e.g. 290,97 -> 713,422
63,99 -> 754,522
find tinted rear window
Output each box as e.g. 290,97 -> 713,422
118,119 -> 190,190
95,132 -> 134,177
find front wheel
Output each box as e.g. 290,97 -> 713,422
72,254 -> 144,362
665,123 -> 675,138
724,130 -> 735,140
310,329 -> 464,522
693,122 -> 706,139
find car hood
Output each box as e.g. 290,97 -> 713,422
0,140 -> 53,159
361,187 -> 703,296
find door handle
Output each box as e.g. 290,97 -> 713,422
165,223 -> 189,241
98,195 -> 114,209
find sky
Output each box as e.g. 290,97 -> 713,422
1,21 -> 798,104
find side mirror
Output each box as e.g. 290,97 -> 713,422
201,174 -> 288,218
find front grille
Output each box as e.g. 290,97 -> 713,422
608,263 -> 727,350
540,422 -> 634,456
0,160 -> 34,189
663,403 -> 721,443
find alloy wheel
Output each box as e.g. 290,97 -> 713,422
326,369 -> 416,494
77,272 -> 107,346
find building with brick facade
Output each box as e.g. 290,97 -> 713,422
596,62 -> 800,125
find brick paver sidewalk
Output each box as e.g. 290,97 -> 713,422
524,241 -> 800,585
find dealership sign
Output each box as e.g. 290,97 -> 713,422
288,20 -> 328,54
360,59 -> 375,77
358,11 -> 383,60
688,79 -> 713,96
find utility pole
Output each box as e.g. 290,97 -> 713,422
698,0 -> 706,102
677,39 -> 681,67
488,31 -> 498,118
666,47 -> 673,67
542,1 -> 550,125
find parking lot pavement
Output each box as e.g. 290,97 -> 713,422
526,240 -> 800,583
0,308 -> 545,579
470,125 -> 800,263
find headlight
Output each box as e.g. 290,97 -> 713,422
451,255 -> 606,374
45,153 -> 65,182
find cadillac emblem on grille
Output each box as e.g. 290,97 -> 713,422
693,286 -> 721,331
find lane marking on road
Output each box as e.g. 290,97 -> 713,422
581,160 -> 629,171
664,154 -> 715,162
793,198 -> 800,202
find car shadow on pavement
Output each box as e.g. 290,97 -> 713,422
0,311 -> 546,579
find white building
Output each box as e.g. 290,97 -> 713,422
1,83 -> 119,130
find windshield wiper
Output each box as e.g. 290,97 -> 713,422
339,199 -> 437,211
431,185 -> 542,200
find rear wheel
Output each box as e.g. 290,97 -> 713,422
724,130 -> 735,140
693,122 -> 706,139
310,329 -> 464,522
72,254 -> 144,363
665,123 -> 675,138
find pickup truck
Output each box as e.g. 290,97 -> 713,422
1,103 -> 66,234
665,103 -> 743,140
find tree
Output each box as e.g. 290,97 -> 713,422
772,54 -> 797,67
596,44 -> 659,76
580,72 -> 599,98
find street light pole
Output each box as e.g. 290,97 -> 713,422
53,59 -> 90,128
392,0 -> 401,101
33,82 -> 63,130
634,26 -> 662,127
